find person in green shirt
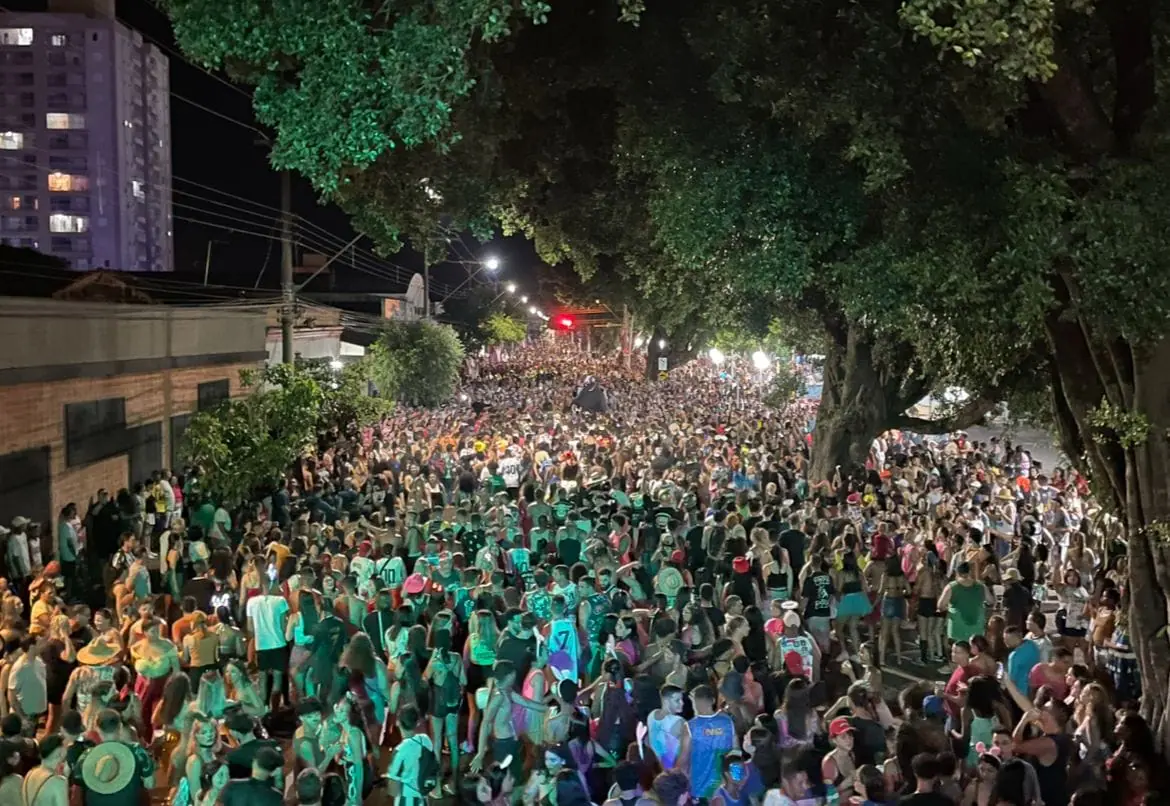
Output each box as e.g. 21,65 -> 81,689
191,497 -> 217,536
939,561 -> 991,644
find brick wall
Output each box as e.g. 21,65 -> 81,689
0,361 -> 256,519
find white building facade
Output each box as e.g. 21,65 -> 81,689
0,0 -> 172,271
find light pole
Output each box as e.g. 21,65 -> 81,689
441,255 -> 503,303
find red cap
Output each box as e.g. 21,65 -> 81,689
670,549 -> 686,565
846,492 -> 862,505
829,717 -> 855,738
732,556 -> 751,574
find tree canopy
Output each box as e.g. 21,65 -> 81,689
179,359 -> 391,505
366,319 -> 465,406
166,0 -> 1170,742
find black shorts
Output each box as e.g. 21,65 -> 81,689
917,597 -> 939,618
257,646 -> 289,671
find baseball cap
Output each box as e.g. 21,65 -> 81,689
828,717 -> 855,738
782,611 -> 801,628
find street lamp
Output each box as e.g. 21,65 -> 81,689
485,256 -> 501,271
529,305 -> 538,314
708,347 -> 725,365
520,295 -> 529,304
505,282 -> 517,294
752,350 -> 771,370
658,339 -> 667,350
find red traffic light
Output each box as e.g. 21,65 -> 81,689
556,316 -> 575,329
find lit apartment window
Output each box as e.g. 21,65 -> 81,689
46,113 -> 86,130
50,34 -> 66,47
47,172 -> 88,192
132,179 -> 145,200
0,131 -> 22,150
49,213 -> 88,233
6,196 -> 19,210
0,29 -> 34,47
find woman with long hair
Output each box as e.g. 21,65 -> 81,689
328,693 -> 370,806
223,660 -> 266,718
424,628 -> 466,788
287,588 -> 320,697
153,673 -> 193,785
170,717 -> 218,806
180,611 -> 219,693
341,632 -> 390,750
41,636 -> 75,736
775,678 -> 816,749
834,550 -> 872,652
878,556 -> 910,667
465,609 -> 498,755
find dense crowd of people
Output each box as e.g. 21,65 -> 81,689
0,340 -> 1150,806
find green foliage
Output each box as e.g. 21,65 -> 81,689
1087,400 -> 1152,450
292,357 -> 394,432
481,312 -> 527,345
366,320 -> 465,406
180,364 -> 322,505
763,366 -> 809,409
158,0 -> 563,195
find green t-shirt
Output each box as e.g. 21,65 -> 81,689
191,502 -> 216,535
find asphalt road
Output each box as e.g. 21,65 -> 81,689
966,424 -> 1067,472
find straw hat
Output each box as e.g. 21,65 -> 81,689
77,639 -> 119,666
79,742 -> 136,795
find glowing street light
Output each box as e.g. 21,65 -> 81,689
484,256 -> 501,271
752,350 -> 771,370
505,282 -> 517,293
520,295 -> 529,304
658,339 -> 667,350
529,305 -> 538,314
708,347 -> 725,365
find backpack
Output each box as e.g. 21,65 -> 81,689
412,734 -> 439,796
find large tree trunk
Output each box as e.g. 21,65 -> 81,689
808,323 -> 892,481
807,317 -> 1009,482
1045,278 -> 1170,750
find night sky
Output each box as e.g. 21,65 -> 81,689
3,0 -> 548,302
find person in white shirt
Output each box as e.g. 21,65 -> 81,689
7,635 -> 47,726
387,703 -> 435,805
246,576 -> 290,709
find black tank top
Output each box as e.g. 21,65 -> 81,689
1034,733 -> 1071,806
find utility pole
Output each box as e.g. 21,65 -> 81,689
202,239 -> 221,286
280,169 -> 295,364
622,304 -> 631,369
422,241 -> 431,319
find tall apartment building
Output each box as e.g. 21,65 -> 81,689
0,0 -> 172,271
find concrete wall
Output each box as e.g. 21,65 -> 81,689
0,297 -> 266,374
0,298 -> 268,528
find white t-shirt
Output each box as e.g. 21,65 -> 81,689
8,654 -> 47,715
245,594 -> 290,650
389,733 -> 434,805
499,457 -> 522,488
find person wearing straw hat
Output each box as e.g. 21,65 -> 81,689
61,638 -> 119,715
76,709 -> 154,806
